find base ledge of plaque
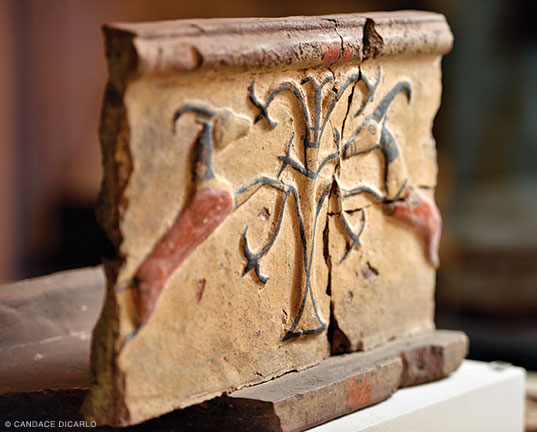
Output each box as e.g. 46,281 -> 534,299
189,329 -> 468,432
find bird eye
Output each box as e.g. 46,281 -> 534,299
368,124 -> 376,135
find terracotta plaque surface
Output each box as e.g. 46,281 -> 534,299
84,11 -> 454,426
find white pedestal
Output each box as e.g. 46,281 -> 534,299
310,360 -> 526,432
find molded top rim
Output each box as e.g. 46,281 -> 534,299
103,10 -> 453,76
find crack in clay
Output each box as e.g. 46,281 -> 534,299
322,183 -> 354,355
417,184 -> 436,191
327,301 -> 352,355
324,189 -> 355,355
322,207 -> 332,297
322,18 -> 346,64
327,201 -> 377,216
189,23 -> 207,34
331,19 -> 346,61
340,72 -> 359,140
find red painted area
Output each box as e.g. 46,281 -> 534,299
132,188 -> 233,324
321,40 -> 341,66
321,39 -> 354,66
345,377 -> 372,410
340,44 -> 354,63
383,187 -> 442,267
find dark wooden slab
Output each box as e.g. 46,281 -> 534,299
0,267 -> 105,394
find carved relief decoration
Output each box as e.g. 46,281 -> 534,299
126,67 -> 441,343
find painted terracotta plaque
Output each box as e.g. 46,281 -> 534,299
84,11 -> 454,426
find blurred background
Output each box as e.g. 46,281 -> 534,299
0,0 -> 535,401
